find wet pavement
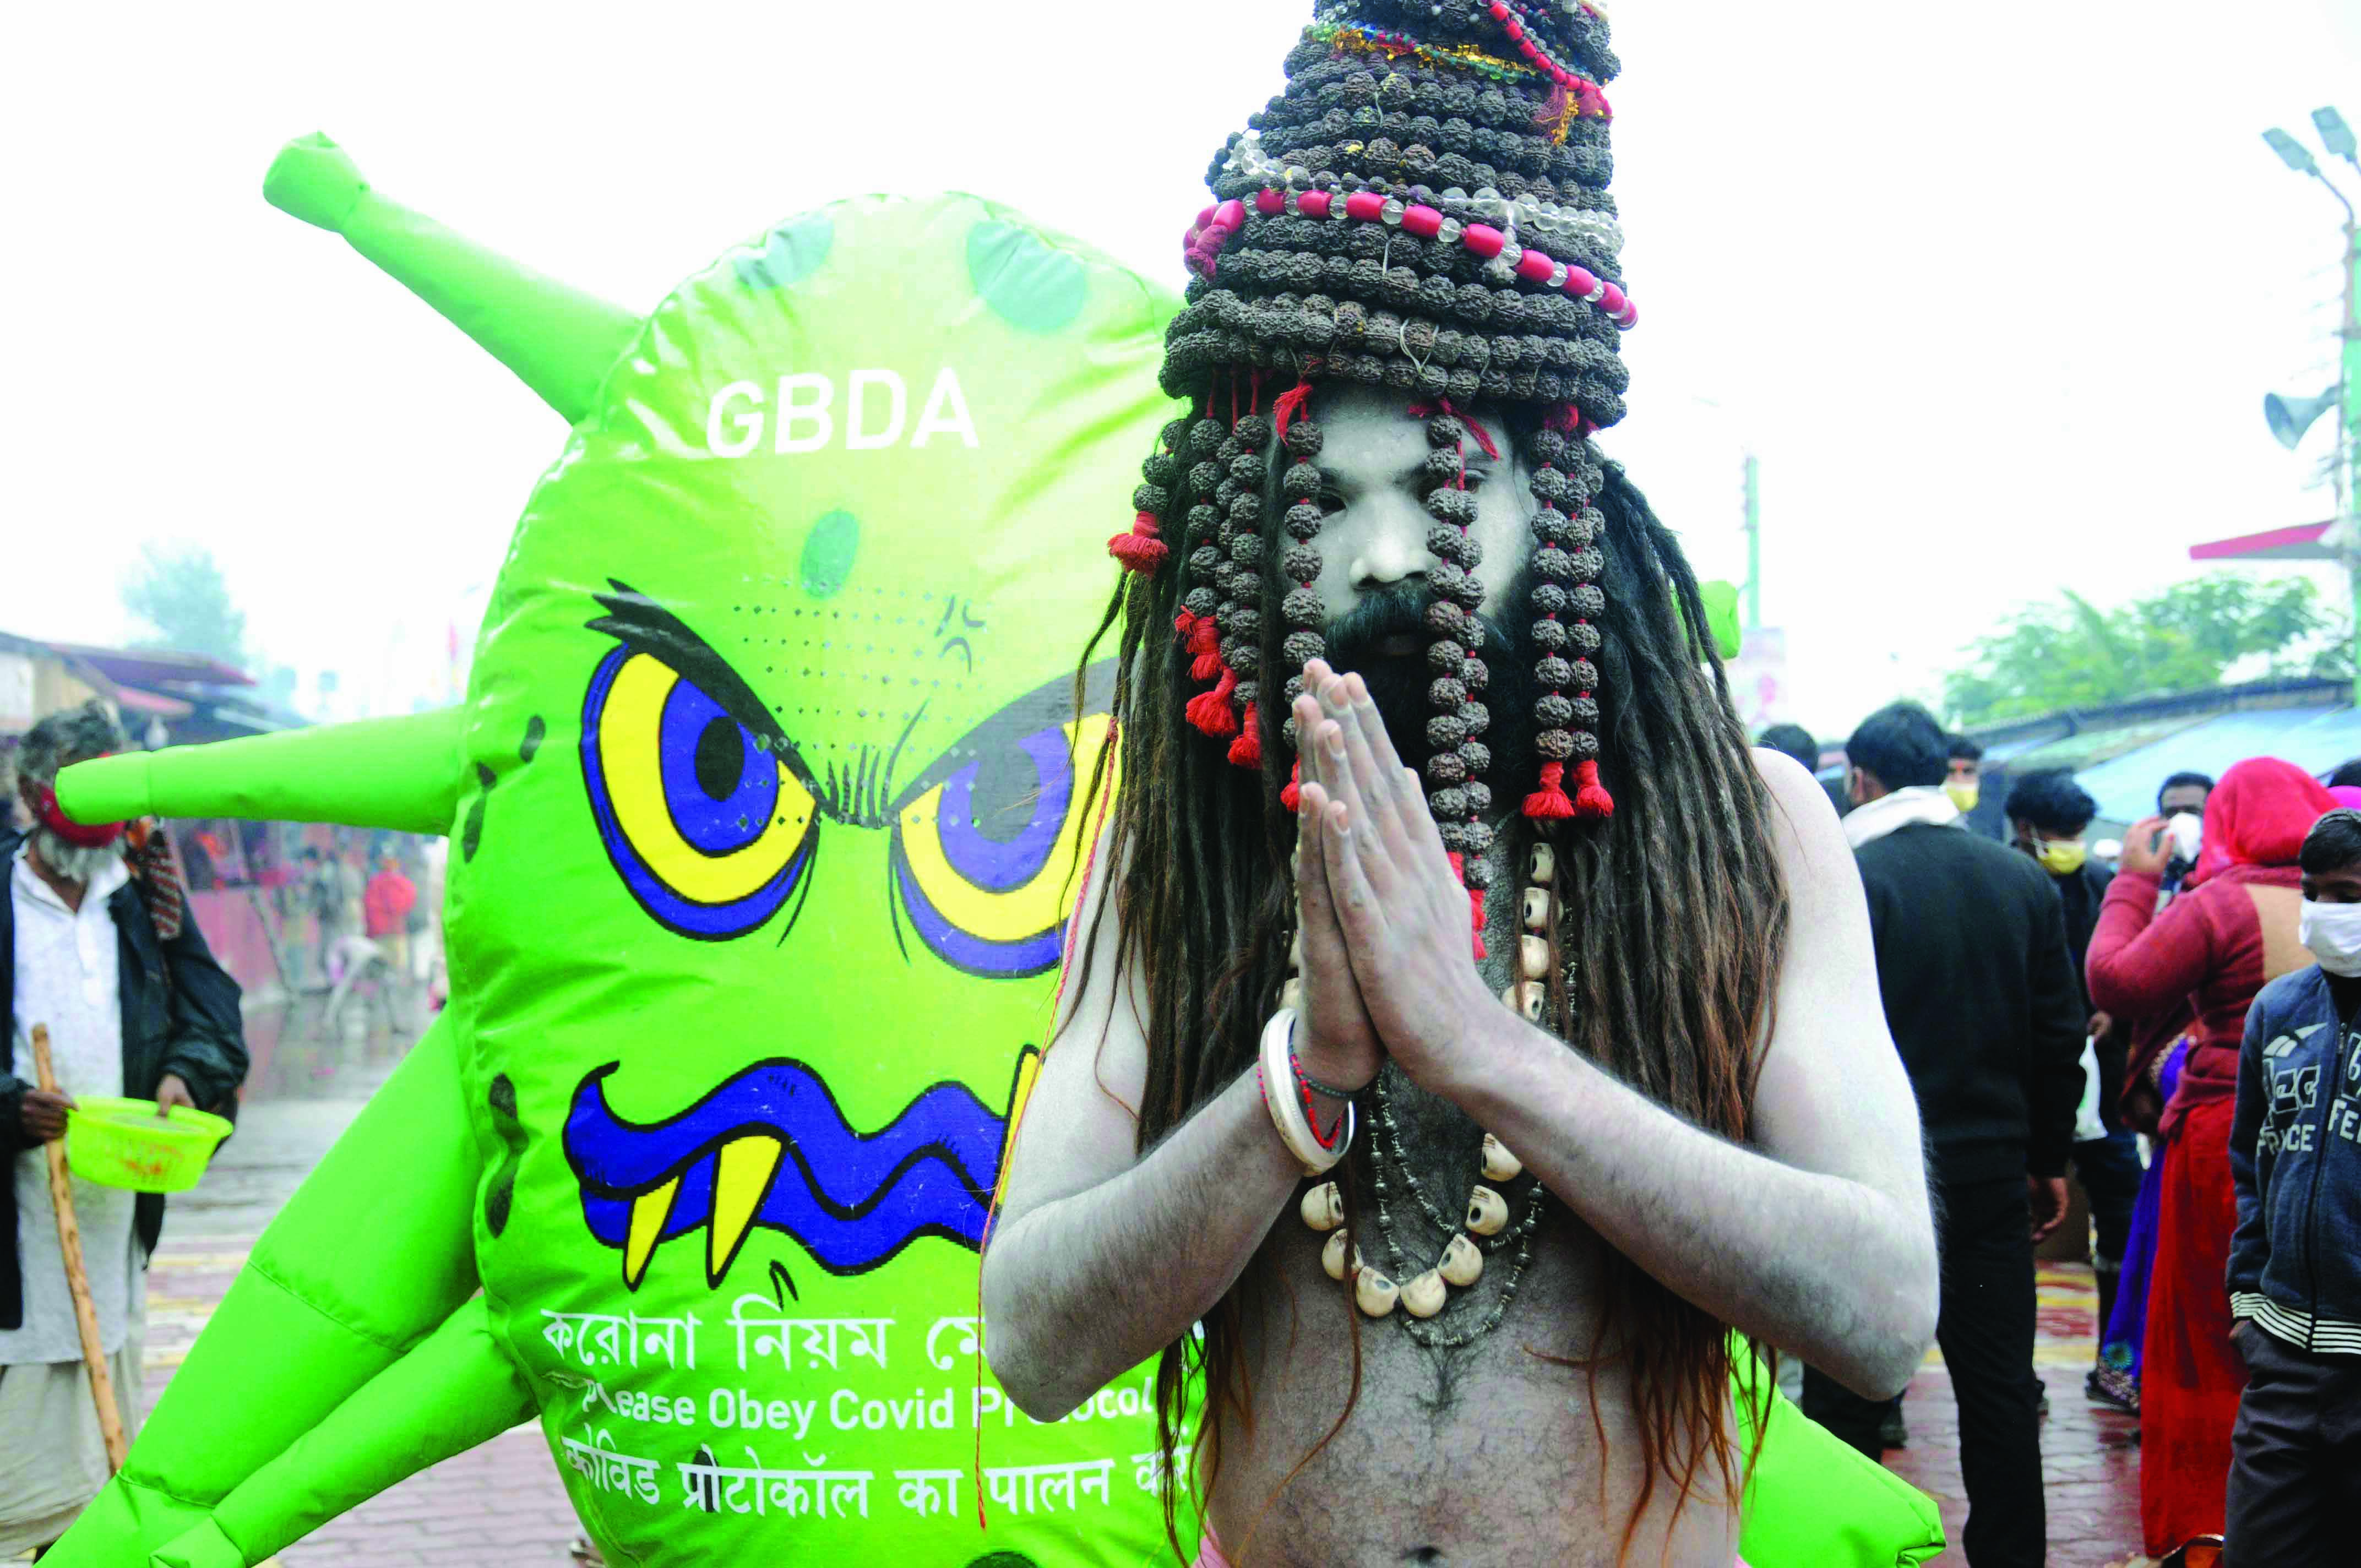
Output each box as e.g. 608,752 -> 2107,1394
1880,1261 -> 2148,1566
137,1059 -> 579,1566
88,1055 -> 2153,1564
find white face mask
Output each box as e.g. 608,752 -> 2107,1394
2300,899 -> 2361,978
2167,813 -> 2202,865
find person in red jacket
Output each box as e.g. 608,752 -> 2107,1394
361,852 -> 417,972
2087,756 -> 2331,1559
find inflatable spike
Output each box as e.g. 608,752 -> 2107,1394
56,709 -> 465,837
1698,579 -> 1744,661
42,1021 -> 486,1568
263,133 -> 639,425
167,1297 -> 532,1568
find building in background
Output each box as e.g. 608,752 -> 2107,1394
4,631 -> 438,1096
1959,676 -> 2361,839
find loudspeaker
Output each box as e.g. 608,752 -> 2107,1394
2264,385 -> 2343,450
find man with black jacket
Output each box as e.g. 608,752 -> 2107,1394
2005,766 -> 2145,1404
1802,701 -> 2086,1568
0,703 -> 247,1557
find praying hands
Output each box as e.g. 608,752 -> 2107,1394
1291,658 -> 1505,1093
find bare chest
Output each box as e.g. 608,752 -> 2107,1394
1206,1206 -> 1743,1568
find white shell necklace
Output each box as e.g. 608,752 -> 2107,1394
1291,839 -> 1560,1340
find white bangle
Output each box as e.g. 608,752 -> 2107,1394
1259,1009 -> 1353,1175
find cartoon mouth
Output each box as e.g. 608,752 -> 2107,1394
563,1053 -> 1036,1289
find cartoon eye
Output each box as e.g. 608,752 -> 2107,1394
891,711 -> 1114,977
583,647 -> 818,940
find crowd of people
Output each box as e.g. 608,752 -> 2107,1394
1765,705 -> 2361,1564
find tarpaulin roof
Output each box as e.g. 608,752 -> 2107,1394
48,643 -> 254,689
2073,704 -> 2361,824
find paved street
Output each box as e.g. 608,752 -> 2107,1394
1880,1262 -> 2148,1567
136,1070 -> 579,1567
100,1075 -> 2151,1564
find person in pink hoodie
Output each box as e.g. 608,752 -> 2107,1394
2087,757 -> 2332,1557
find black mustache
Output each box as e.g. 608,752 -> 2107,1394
1323,583 -> 1437,671
1323,583 -> 1515,673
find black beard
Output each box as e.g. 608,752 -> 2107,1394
1318,558 -> 1541,803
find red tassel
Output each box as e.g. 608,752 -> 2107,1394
1185,669 -> 1239,737
1522,760 -> 1577,819
1187,617 -> 1223,682
1108,512 -> 1167,573
1544,404 -> 1582,433
1436,398 -> 1499,460
1174,609 -> 1199,643
1280,759 -> 1302,812
1444,851 -> 1486,958
1272,380 -> 1314,441
1227,704 -> 1262,767
1573,759 -> 1615,819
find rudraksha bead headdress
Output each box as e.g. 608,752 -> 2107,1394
1109,0 -> 1635,949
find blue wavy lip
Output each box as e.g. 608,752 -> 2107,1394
563,1059 -> 1007,1287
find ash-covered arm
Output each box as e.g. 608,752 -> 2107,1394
1449,755 -> 1940,1398
981,829 -> 1302,1420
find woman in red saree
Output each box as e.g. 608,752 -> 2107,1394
2087,756 -> 2331,1555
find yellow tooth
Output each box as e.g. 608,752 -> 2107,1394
708,1134 -> 786,1282
624,1177 -> 679,1288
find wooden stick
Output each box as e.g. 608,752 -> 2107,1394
29,1024 -> 128,1473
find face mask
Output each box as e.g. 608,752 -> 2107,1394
25,775 -> 126,849
2033,837 -> 2088,876
2301,899 -> 2361,978
1945,780 -> 1979,814
2168,812 -> 2202,865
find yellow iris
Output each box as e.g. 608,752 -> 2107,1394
595,652 -> 815,906
894,714 -> 1115,945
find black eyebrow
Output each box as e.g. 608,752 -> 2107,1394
1318,453 -> 1499,498
586,581 -> 817,787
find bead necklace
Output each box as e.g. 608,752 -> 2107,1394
1292,837 -> 1564,1338
1370,1097 -> 1546,1349
1373,1073 -> 1533,1247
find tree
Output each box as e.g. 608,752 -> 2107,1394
120,543 -> 249,669
1943,575 -> 2353,725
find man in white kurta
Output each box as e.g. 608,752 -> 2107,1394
1,846 -> 148,1557
0,700 -> 246,1558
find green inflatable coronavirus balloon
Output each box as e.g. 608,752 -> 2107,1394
46,135 -> 1941,1568
48,137 -> 1188,1568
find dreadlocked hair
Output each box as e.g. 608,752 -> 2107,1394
1068,2 -> 1786,1559
1072,426 -> 1789,1558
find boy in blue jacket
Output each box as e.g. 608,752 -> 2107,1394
2224,807 -> 2361,1562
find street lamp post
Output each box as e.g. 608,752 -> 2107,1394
2262,108 -> 2361,701
1741,451 -> 1761,633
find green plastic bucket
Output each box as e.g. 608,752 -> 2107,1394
63,1098 -> 232,1192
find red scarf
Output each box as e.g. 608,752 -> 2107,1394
2184,756 -> 2335,886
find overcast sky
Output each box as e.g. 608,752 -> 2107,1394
6,0 -> 2357,736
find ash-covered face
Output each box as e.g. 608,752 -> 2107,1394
1302,384 -> 1533,627
1292,384 -> 1541,794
